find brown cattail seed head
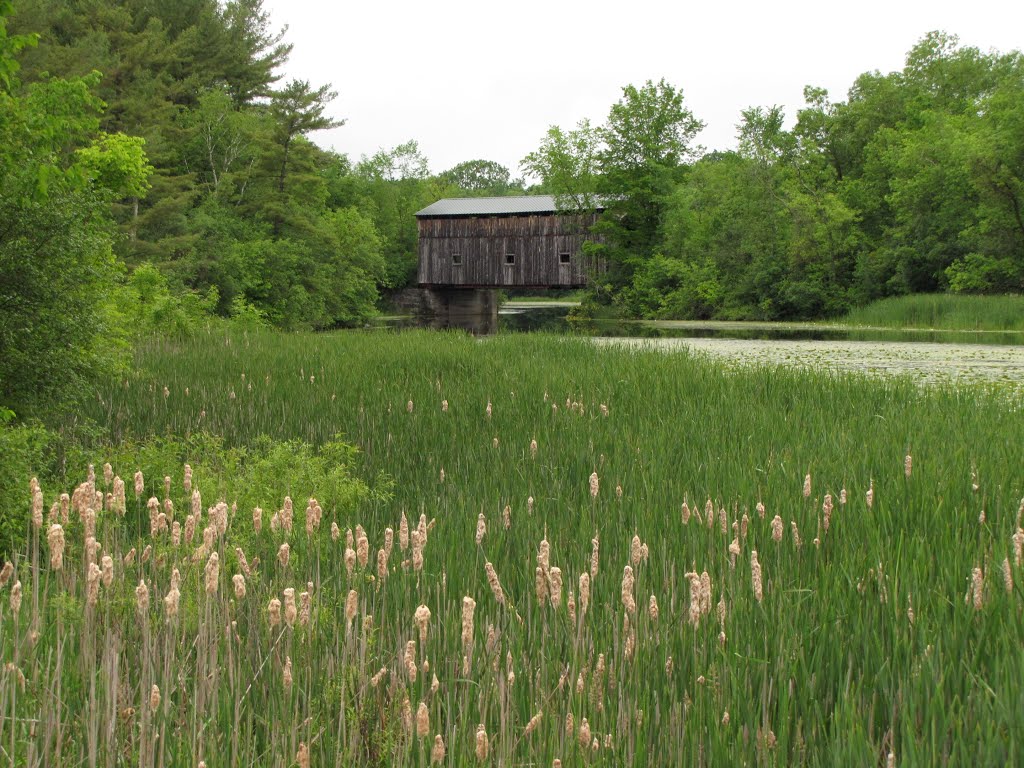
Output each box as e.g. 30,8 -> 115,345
47,523 -> 66,570
233,573 -> 246,599
751,550 -> 763,602
485,562 -> 505,605
268,598 -> 282,627
149,684 -> 160,713
475,724 -> 489,761
771,515 -> 783,542
431,734 -> 446,763
345,589 -> 358,623
589,471 -> 599,499
476,513 -> 486,545
415,604 -> 431,643
416,702 -> 429,738
10,580 -> 23,615
461,596 -> 476,648
296,743 -> 309,768
578,717 -> 592,749
204,552 -> 219,594
135,580 -> 150,616
282,656 -> 293,690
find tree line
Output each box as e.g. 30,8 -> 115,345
526,33 -> 1024,320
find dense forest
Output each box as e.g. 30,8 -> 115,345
1,0 -> 1022,416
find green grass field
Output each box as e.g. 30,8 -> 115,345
841,293 -> 1024,332
3,329 -> 1023,766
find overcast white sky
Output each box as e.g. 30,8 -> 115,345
261,0 -> 1023,181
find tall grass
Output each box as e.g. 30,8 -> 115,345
2,328 -> 1023,766
841,293 -> 1024,331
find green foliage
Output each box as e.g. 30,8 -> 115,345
841,292 -> 1024,331
75,132 -> 154,199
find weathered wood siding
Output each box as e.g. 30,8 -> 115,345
417,212 -> 603,287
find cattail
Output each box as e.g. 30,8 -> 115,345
685,571 -> 702,626
537,535 -> 550,572
535,567 -> 549,605
278,543 -> 290,568
665,655 -> 673,677
252,506 -> 262,534
549,567 -> 563,607
589,471 -> 599,499
10,580 -> 22,615
705,498 -> 714,529
503,504 -> 511,529
530,438 -> 538,459
268,598 -> 282,627
278,496 -> 293,532
232,574 -> 246,599
803,473 -> 811,498
461,596 -> 476,648
866,480 -> 874,509
528,495 -> 534,514
416,702 -> 429,738
567,588 -> 576,624
431,734 -> 446,763
439,467 -> 445,483
751,550 -> 763,602
400,512 -> 410,550
124,547 -> 136,566
1002,558 -> 1013,594
370,666 -> 387,687
485,562 -> 505,605
904,454 -> 912,478
476,514 -> 486,545
31,487 -> 43,529
771,515 -> 783,542
970,566 -> 984,610
756,500 -> 765,519
47,524 -> 67,573
405,640 -> 418,682
906,592 -> 915,625
407,399 -> 414,413
791,520 -> 802,548
412,530 -> 425,572
579,572 -> 591,615
621,565 -> 636,614
282,656 -> 293,690
415,604 -> 431,643
524,710 -> 543,737
280,587 -> 296,626
566,710 -> 576,736
355,525 -> 369,567
96,554 -> 113,587
475,724 -> 489,760
296,743 -> 309,768
85,562 -> 101,606
886,752 -> 895,768
722,710 -> 730,726
1013,528 -> 1024,566
590,533 -> 599,578
485,401 -> 492,419
630,534 -> 642,566
345,589 -> 358,625
823,494 -> 834,534
149,684 -> 160,713
384,526 -> 394,560
441,399 -> 448,412
344,545 -> 356,575
135,580 -> 149,616
577,717 -> 592,749
681,500 -> 691,524
204,552 -> 219,594
164,586 -> 180,620
134,471 -> 144,498
649,593 -> 659,620
0,562 -> 13,589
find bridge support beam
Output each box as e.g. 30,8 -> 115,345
417,288 -> 499,334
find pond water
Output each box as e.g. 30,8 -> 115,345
380,304 -> 1024,392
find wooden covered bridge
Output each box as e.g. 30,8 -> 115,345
413,195 -> 603,324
